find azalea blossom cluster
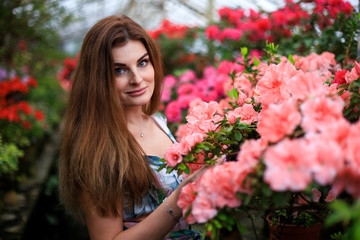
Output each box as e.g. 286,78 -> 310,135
164,50 -> 360,226
162,50 -> 262,123
147,19 -> 191,40
163,68 -> 227,123
205,0 -> 353,43
57,56 -> 78,92
0,73 -> 45,129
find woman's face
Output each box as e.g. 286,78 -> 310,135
112,40 -> 155,109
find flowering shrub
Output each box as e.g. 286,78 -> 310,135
159,42 -> 360,239
205,0 -> 357,63
0,67 -> 47,188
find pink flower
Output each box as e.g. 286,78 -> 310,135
161,88 -> 172,102
295,52 -> 336,73
163,75 -> 177,88
325,188 -> 337,203
164,142 -> 183,167
198,162 -> 250,209
254,62 -> 298,107
177,83 -> 197,96
177,181 -> 198,224
205,25 -> 220,40
186,101 -> 222,133
300,95 -> 344,133
179,70 -> 196,82
219,28 -> 242,41
346,121 -> 360,171
191,192 -> 218,223
287,71 -> 327,101
345,61 -> 360,83
226,104 -> 258,125
237,139 -> 267,170
263,138 -> 313,191
305,134 -> 344,185
165,101 -> 182,122
257,99 -> 301,143
233,74 -> 253,97
179,133 -> 206,155
311,188 -> 322,202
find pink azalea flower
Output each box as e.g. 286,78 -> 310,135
257,99 -> 301,143
161,88 -> 172,102
179,70 -> 197,82
164,142 -> 183,167
345,61 -> 360,83
325,188 -> 337,203
226,104 -> 258,125
165,101 -> 182,123
346,121 -> 360,170
305,134 -> 344,185
179,133 -> 206,155
237,139 -> 267,170
177,83 -> 197,96
300,95 -> 344,133
186,101 -> 222,133
215,98 -> 232,116
199,162 -> 250,209
233,74 -> 253,98
177,95 -> 197,109
219,28 -> 242,41
191,192 -> 218,223
263,138 -> 313,192
295,52 -> 336,73
177,181 -> 198,224
287,71 -> 327,101
311,188 -> 322,202
163,75 -> 177,88
254,62 -> 298,107
205,25 -> 220,40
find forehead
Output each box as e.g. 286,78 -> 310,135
112,40 -> 148,63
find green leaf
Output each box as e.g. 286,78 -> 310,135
234,131 -> 242,141
241,47 -> 248,57
212,219 -> 222,229
288,54 -> 294,64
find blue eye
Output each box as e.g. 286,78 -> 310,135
115,68 -> 126,75
138,59 -> 148,68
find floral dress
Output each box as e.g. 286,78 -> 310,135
122,113 -> 202,240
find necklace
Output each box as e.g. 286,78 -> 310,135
140,132 -> 144,137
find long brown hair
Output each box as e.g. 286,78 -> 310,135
59,15 -> 164,222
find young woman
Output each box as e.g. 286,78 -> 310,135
59,15 -> 209,240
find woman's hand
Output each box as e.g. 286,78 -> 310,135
179,155 -> 226,187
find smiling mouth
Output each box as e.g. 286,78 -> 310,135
126,87 -> 147,96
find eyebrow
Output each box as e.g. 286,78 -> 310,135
114,53 -> 149,66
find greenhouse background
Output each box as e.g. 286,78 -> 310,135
1,0 -> 360,239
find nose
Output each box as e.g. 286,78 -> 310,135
129,69 -> 142,85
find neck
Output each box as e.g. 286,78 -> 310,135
124,106 -> 149,138
124,106 -> 145,124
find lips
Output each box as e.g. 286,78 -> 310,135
125,87 -> 147,97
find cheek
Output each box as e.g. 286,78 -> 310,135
115,78 -> 126,92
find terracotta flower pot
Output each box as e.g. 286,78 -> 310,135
266,214 -> 323,240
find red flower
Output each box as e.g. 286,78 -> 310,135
26,77 -> 38,88
18,40 -> 27,51
22,120 -> 32,129
332,69 -> 348,87
17,101 -> 32,115
34,110 -> 45,121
